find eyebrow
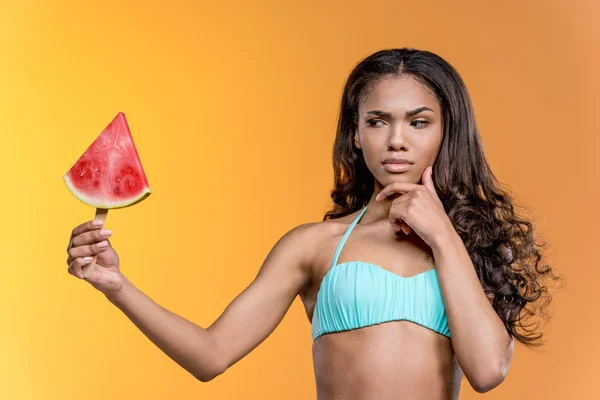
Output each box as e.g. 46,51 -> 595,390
366,106 -> 434,118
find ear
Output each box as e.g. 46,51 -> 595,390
353,129 -> 361,149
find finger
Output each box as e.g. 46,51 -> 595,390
388,194 -> 412,235
68,256 -> 94,279
67,240 -> 110,259
70,228 -> 112,248
71,219 -> 106,238
67,238 -> 112,264
392,219 -> 412,235
401,223 -> 412,235
376,182 -> 419,201
421,166 -> 437,195
67,232 -> 74,252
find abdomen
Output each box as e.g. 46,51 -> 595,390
312,321 -> 461,400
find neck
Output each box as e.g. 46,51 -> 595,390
364,192 -> 398,223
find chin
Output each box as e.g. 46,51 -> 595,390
376,173 -> 417,187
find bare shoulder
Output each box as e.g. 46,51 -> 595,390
273,220 -> 335,266
273,212 -> 359,276
277,212 -> 363,311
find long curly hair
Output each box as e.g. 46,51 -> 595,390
324,48 -> 561,348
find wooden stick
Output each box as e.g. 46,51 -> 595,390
82,208 -> 109,279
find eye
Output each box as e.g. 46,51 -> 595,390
411,120 -> 429,128
366,119 -> 385,127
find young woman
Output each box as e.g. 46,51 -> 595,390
65,48 -> 557,399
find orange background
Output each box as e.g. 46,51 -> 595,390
1,0 -> 597,398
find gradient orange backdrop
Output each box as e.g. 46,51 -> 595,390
1,0 -> 597,399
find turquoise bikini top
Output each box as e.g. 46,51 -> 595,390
311,205 -> 451,340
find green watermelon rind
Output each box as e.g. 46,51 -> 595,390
63,173 -> 151,209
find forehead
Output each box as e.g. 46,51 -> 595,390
359,75 -> 440,112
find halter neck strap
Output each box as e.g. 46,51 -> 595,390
331,205 -> 368,267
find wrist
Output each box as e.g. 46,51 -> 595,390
105,273 -> 131,305
430,223 -> 460,253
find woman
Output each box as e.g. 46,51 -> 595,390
65,48 -> 557,399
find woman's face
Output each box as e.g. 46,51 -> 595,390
354,75 -> 443,191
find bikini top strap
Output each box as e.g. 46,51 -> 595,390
331,205 -> 369,267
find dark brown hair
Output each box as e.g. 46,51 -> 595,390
325,48 -> 561,348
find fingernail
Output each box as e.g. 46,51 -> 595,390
100,229 -> 112,236
92,220 -> 104,226
97,241 -> 108,248
84,257 -> 93,261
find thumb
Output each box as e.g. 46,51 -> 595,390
422,166 -> 436,194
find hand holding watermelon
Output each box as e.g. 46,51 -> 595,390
66,220 -> 124,296
63,112 -> 151,279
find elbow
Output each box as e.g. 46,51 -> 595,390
469,363 -> 509,393
469,336 -> 514,393
194,361 -> 228,382
193,337 -> 229,382
194,372 -> 214,383
471,376 -> 504,393
194,369 -> 221,383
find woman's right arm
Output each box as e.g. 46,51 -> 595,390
66,221 -> 315,382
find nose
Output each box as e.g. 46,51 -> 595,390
387,123 -> 407,151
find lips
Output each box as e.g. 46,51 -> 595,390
382,157 -> 414,165
381,157 -> 414,173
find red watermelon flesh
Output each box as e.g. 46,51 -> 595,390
63,112 -> 151,209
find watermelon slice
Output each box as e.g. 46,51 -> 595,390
63,112 -> 151,209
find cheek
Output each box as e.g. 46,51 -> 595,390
360,131 -> 386,151
359,139 -> 388,178
359,136 -> 383,162
420,144 -> 438,162
412,131 -> 442,164
425,135 -> 443,164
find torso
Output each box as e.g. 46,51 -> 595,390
298,207 -> 463,400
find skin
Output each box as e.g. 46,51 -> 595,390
309,75 -> 459,399
65,75 -> 512,399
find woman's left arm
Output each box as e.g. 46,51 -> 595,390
376,166 -> 514,393
430,228 -> 514,393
